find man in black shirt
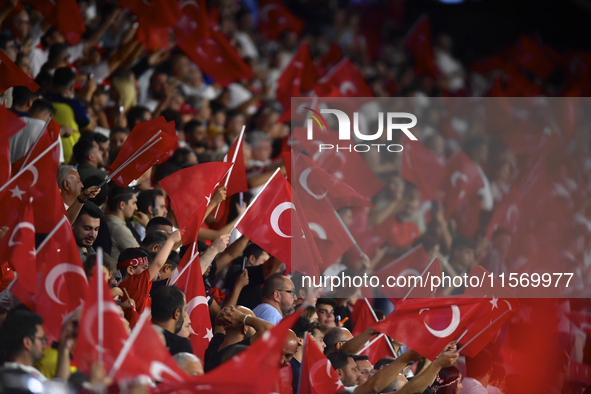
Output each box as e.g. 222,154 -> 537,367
204,305 -> 273,372
151,286 -> 193,355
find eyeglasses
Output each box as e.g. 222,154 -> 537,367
278,289 -> 296,298
32,336 -> 47,345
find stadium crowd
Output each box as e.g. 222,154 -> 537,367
0,0 -> 590,393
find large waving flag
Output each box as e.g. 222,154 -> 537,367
276,43 -> 318,106
300,333 -> 344,394
0,50 -> 40,94
0,105 -> 26,184
27,0 -> 86,45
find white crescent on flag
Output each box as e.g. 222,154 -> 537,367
270,202 -> 295,238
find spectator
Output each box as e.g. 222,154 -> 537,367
432,366 -> 462,394
316,298 -> 337,333
105,185 -> 139,261
135,189 -> 168,239
151,285 -> 193,356
72,134 -> 107,183
173,353 -> 204,376
461,350 -> 493,394
252,273 -> 296,325
71,201 -> 103,262
353,355 -> 373,386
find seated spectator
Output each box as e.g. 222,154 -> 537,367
173,353 -> 204,376
291,271 -> 320,308
353,355 -> 373,386
252,273 -> 296,325
135,189 -> 168,239
316,298 -> 337,333
146,217 -> 174,234
105,185 -> 139,261
324,327 -> 354,355
140,230 -> 169,253
57,165 -> 84,209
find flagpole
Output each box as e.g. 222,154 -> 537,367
97,247 -> 104,365
35,215 -> 68,252
364,298 -> 379,322
356,333 -> 382,355
228,167 -> 282,235
21,117 -> 51,168
168,249 -> 199,287
332,209 -> 363,255
104,130 -> 162,185
0,138 -> 60,193
98,132 -> 163,188
457,309 -> 511,353
107,309 -> 151,380
403,256 -> 437,300
374,244 -> 423,275
214,125 -> 246,218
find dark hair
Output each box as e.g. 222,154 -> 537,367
93,132 -> 109,144
151,285 -> 185,325
35,71 -> 53,94
490,362 -> 506,383
137,189 -> 164,214
327,350 -> 353,371
168,147 -> 197,168
183,120 -> 203,134
107,184 -> 135,212
117,247 -> 152,278
463,137 -> 487,158
324,327 -> 345,354
351,354 -> 369,362
30,98 -> 55,116
82,175 -> 109,206
40,27 -> 58,48
161,109 -> 181,130
374,310 -> 385,321
75,201 -> 104,224
316,298 -> 337,310
451,236 -> 475,254
0,35 -> 13,51
292,317 -> 312,339
209,100 -> 226,115
12,86 -> 38,107
1,306 -> 44,359
110,126 -> 130,136
465,349 -> 492,379
146,217 -> 173,233
126,106 -> 150,127
374,357 -> 395,370
166,250 -> 181,272
52,67 -> 76,92
73,137 -> 96,165
140,230 -> 169,249
84,252 -> 117,279
154,162 -> 181,185
220,344 -> 248,364
262,273 -> 287,299
432,366 -> 462,394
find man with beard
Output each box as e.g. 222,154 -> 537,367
72,135 -> 107,183
151,285 -> 193,356
72,202 -> 103,262
253,273 -> 296,325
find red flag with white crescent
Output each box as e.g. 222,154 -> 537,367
300,333 -> 344,394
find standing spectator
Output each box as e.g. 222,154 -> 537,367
105,186 -> 139,261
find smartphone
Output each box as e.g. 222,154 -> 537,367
242,256 -> 247,271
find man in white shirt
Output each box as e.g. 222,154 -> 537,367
461,349 -> 493,394
253,273 -> 296,325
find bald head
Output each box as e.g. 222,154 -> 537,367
173,352 -> 204,376
324,327 -> 354,354
280,330 -> 298,367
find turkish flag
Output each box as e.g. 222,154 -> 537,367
401,139 -> 445,201
11,119 -> 61,174
485,189 -> 521,239
235,171 -> 323,276
314,59 -> 374,98
441,150 -> 484,219
73,259 -> 129,377
168,250 -> 212,362
258,0 -> 303,41
177,18 -> 253,87
0,50 -> 40,94
300,333 -> 344,394
0,105 -> 26,184
276,43 -> 318,106
27,0 -> 85,45
160,162 -> 233,245
0,203 -> 36,294
374,245 -> 440,299
152,310 -> 303,394
503,35 -> 556,79
0,138 -> 65,234
108,116 -> 178,187
15,218 -> 89,342
371,297 -> 485,360
293,126 -> 383,200
351,298 -> 378,337
121,0 -> 180,28
356,334 -> 397,365
317,43 -> 343,78
174,0 -> 208,41
111,310 -> 190,383
404,16 -> 440,78
0,0 -> 23,21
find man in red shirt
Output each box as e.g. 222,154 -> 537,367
118,230 -> 181,315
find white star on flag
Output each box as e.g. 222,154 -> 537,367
204,327 -> 213,341
10,186 -> 26,200
490,296 -> 498,310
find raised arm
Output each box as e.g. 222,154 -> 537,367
398,344 -> 459,394
354,349 -> 420,394
200,234 -> 230,274
224,269 -> 249,308
215,235 -> 249,273
340,327 -> 378,355
148,230 -> 181,280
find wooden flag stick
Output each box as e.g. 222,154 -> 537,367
228,167 -> 282,235
214,125 -> 246,219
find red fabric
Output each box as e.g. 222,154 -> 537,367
0,262 -> 14,293
389,217 -> 419,249
120,0 -> 180,28
356,334 -> 397,365
236,172 -> 322,276
73,262 -> 129,377
258,0 -> 304,41
136,27 -> 171,51
111,311 -> 190,383
503,35 -> 556,79
108,116 -> 178,187
441,150 -> 484,219
317,43 -> 343,78
11,119 -> 61,175
152,309 -> 303,394
299,333 -> 343,394
293,126 -> 382,200
119,269 -> 152,314
0,203 -> 36,294
404,17 -> 440,78
0,0 -> 23,22
160,162 -> 233,245
174,0 -> 207,41
371,297 -> 485,360
277,364 -> 294,394
0,106 -> 26,184
276,43 -> 318,106
169,251 -> 212,362
313,59 -> 374,98
11,219 -> 88,342
27,0 -> 85,45
485,189 -> 521,239
223,130 -> 249,196
351,299 -> 378,337
401,139 -> 445,201
0,50 -> 39,94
